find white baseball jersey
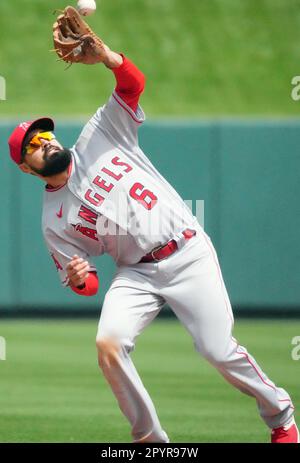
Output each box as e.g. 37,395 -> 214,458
42,91 -> 196,286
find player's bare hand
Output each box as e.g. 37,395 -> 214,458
67,254 -> 90,287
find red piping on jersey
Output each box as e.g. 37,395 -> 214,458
45,158 -> 73,192
112,54 -> 145,113
232,338 -> 294,409
70,271 -> 99,296
112,92 -> 144,124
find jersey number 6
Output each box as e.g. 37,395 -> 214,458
129,182 -> 158,210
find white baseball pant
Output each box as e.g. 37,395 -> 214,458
96,225 -> 294,442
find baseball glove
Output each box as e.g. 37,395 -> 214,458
52,5 -> 107,65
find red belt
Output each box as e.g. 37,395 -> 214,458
139,229 -> 196,263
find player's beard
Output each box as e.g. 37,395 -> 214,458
32,148 -> 72,177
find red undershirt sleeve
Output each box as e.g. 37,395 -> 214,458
70,271 -> 99,297
112,54 -> 145,113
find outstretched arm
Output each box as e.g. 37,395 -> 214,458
53,6 -> 145,112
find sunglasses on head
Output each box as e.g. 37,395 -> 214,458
26,131 -> 56,155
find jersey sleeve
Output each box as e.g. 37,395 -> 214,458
75,56 -> 146,153
44,232 -> 97,288
93,91 -> 146,149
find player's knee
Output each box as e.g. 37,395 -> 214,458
196,342 -> 229,366
207,351 -> 228,366
95,336 -> 134,370
96,336 -> 121,370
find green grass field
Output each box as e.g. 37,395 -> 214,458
1,0 -> 300,117
0,318 -> 299,443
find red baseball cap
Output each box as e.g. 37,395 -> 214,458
8,117 -> 55,165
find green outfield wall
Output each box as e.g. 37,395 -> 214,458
1,120 -> 300,315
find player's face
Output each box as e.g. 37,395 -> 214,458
22,130 -> 72,178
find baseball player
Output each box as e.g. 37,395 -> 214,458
7,7 -> 299,443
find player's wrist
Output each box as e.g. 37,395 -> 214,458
68,276 -> 86,289
103,50 -> 123,69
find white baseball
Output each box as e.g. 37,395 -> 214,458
77,0 -> 97,16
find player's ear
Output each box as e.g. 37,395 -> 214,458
18,163 -> 32,174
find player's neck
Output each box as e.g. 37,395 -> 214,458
43,169 -> 70,189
